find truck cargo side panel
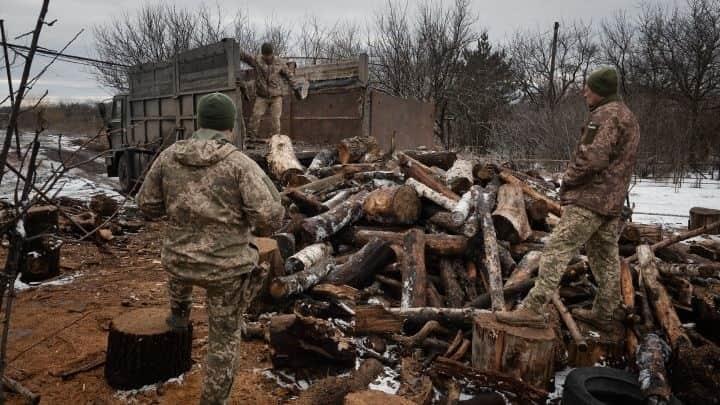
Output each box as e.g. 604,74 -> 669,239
370,90 -> 435,151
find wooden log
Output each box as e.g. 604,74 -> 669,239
311,283 -> 360,303
286,189 -> 328,216
388,307 -> 490,326
267,134 -> 309,186
431,357 -> 549,404
268,314 -> 355,368
402,150 -> 457,170
445,158 -> 474,194
307,148 -> 337,175
354,305 -> 404,335
467,278 -> 536,309
439,259 -> 465,308
295,359 -> 384,405
526,198 -> 549,224
620,260 -> 639,362
351,228 -> 468,256
552,292 -> 587,352
325,238 -> 395,287
451,189 -> 474,226
313,163 -> 383,179
402,229 -> 427,308
471,312 -> 557,389
492,184 -> 532,243
272,233 -> 296,261
301,190 -> 369,242
499,170 -> 561,216
637,245 -> 691,349
337,136 -> 381,164
688,207 -> 720,234
636,333 -> 672,402
362,185 -> 420,225
392,320 -> 450,347
621,222 -> 664,244
345,390 -> 415,405
406,178 -> 457,211
427,281 -> 445,308
105,308 -> 192,390
477,185 -> 505,311
288,172 -> 346,196
21,205 -> 60,283
426,211 -> 462,234
397,152 -> 460,201
323,189 -> 355,210
473,162 -> 496,185
505,251 -> 542,287
497,243 -> 518,277
456,259 -> 478,302
658,262 -> 720,278
626,219 -> 720,262
270,258 -> 335,299
285,242 -> 333,273
2,376 -> 40,405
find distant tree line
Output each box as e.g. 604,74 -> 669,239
92,0 -> 720,168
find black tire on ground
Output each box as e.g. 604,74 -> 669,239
562,367 -> 683,405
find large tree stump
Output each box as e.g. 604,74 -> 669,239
621,222 -> 664,244
105,308 -> 192,390
362,185 -> 420,225
688,207 -> 720,234
266,134 -> 309,186
492,184 -> 532,243
472,312 -> 556,389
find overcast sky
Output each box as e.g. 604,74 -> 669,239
1,0 -> 650,103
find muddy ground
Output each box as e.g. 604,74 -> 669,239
2,221 -> 293,404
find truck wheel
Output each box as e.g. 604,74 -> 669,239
117,154 -> 135,194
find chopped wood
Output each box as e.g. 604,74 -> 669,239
499,170 -> 561,216
286,189 -> 329,216
427,281 -> 445,308
362,185 -> 420,225
636,333 -> 672,401
285,242 -> 333,273
439,258 -> 464,307
267,134 -> 308,186
270,258 -> 335,299
402,150 -> 457,170
325,238 -> 395,287
449,339 -> 471,361
294,358 -> 383,405
467,278 -> 536,309
401,229 -> 427,308
688,207 -> 720,233
397,152 -> 460,201
620,260 -> 639,362
626,219 -> 720,262
406,178 -> 457,211
637,245 -> 691,349
445,158 -> 474,194
476,185 -> 505,311
354,305 -> 403,335
392,320 -> 450,347
388,307 -> 490,325
268,314 -> 355,368
552,292 -> 588,352
492,184 -> 532,243
505,250 -> 541,287
307,148 -> 337,175
310,283 -> 360,303
322,189 -> 355,210
526,198 -> 550,224
621,222 -> 664,244
337,136 -> 381,164
301,190 -> 369,242
351,228 -> 468,256
451,189 -> 474,226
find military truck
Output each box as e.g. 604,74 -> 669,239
99,38 -> 435,193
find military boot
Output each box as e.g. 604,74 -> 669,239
495,307 -> 547,329
571,308 -> 623,334
166,304 -> 190,330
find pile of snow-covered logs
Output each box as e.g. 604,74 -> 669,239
245,134 -> 720,404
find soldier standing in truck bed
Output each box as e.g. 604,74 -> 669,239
240,42 -> 294,139
495,67 -> 640,333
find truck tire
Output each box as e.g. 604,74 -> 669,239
562,367 -> 682,405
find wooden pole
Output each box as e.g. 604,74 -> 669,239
552,292 -> 587,352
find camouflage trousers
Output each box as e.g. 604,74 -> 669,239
248,96 -> 282,137
168,265 -> 266,405
523,205 -> 622,319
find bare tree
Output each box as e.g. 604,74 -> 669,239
601,11 -> 638,96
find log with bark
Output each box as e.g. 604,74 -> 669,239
451,189 -> 474,226
476,185 -> 505,311
266,134 -> 309,186
362,185 -> 421,225
388,307 -> 490,326
325,238 -> 395,287
105,308 -> 192,390
337,136 -> 382,164
285,242 -> 333,273
688,207 -> 720,234
621,222 -> 664,244
439,258 -> 465,307
354,305 -> 404,335
294,359 -> 384,405
402,150 -> 457,170
445,158 -> 475,194
467,278 -> 536,309
401,229 -> 427,308
307,148 -> 337,175
397,152 -> 460,201
625,219 -> 720,262
350,228 -> 468,256
636,245 -> 691,349
499,170 -> 561,216
270,258 -> 335,299
492,184 -> 532,243
406,178 -> 457,211
301,190 -> 369,243
286,189 -> 328,216
268,314 -> 355,368
552,292 -> 588,352
636,333 -> 672,402
505,250 -> 542,287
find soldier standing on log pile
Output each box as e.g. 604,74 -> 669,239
496,67 -> 640,332
240,42 -> 295,139
137,93 -> 284,404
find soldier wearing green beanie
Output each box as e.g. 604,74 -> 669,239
496,67 -> 640,333
137,91 -> 284,404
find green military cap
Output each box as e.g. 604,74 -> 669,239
587,67 -> 618,97
197,92 -> 236,131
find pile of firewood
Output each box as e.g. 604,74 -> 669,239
245,134 -> 720,404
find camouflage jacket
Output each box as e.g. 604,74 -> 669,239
240,52 -> 293,98
137,128 -> 284,282
560,97 -> 640,217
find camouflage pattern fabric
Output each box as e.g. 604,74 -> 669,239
168,265 -> 268,405
248,96 -> 282,137
560,97 -> 640,217
523,205 -> 622,320
136,128 -> 284,283
239,52 -> 293,98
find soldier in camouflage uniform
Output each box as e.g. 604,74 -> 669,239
496,67 -> 640,331
240,42 -> 294,138
137,92 -> 284,404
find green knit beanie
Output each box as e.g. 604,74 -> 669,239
587,67 -> 618,97
197,93 -> 236,131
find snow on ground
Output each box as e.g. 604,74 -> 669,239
629,175 -> 720,228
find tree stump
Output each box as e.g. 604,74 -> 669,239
471,312 -> 557,389
105,308 -> 193,390
567,321 -> 626,368
689,207 -> 720,234
21,205 -> 60,283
